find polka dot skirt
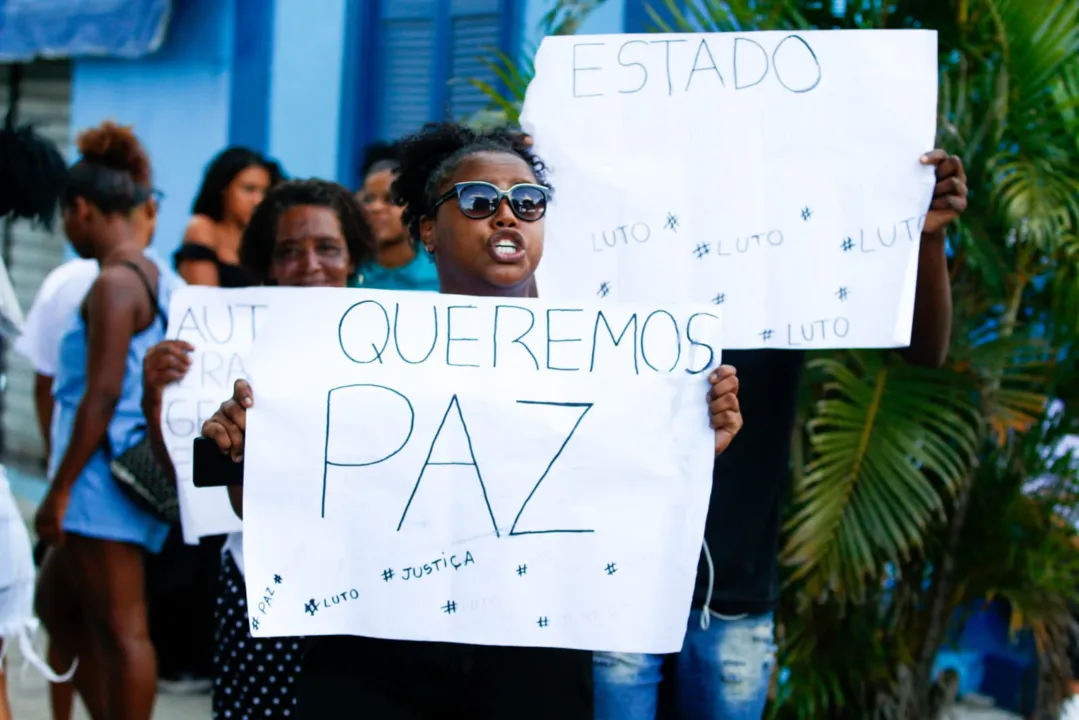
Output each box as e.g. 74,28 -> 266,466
213,551 -> 303,720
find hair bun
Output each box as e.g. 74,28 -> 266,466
76,121 -> 151,185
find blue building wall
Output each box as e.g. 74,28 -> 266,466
71,0 -> 237,259
266,0 -> 349,182
69,0 -> 632,260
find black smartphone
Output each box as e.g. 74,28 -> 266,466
193,436 -> 245,487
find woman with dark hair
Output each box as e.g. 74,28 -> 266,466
200,123 -> 743,719
154,146 -> 282,695
33,121 -> 182,720
174,147 -> 284,288
352,141 -> 439,292
143,178 -> 375,719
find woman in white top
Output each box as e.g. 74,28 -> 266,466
1,111 -> 123,720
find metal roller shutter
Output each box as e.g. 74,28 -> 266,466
1,60 -> 72,467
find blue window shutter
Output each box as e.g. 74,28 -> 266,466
447,0 -> 501,121
367,0 -> 516,145
378,1 -> 438,140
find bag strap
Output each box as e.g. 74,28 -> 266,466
104,260 -> 165,462
118,259 -> 168,331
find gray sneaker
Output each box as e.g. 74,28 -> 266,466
157,674 -> 213,695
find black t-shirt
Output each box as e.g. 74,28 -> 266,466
692,348 -> 805,615
173,242 -> 251,288
297,636 -> 592,719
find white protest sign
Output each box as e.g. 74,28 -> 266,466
163,287 -> 278,544
520,30 -> 939,349
241,287 -> 720,653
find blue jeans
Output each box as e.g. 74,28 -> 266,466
593,610 -> 776,720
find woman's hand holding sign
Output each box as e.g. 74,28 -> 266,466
203,379 -> 253,463
709,365 -> 742,456
920,149 -> 967,236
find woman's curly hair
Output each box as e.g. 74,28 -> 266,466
240,178 -> 375,285
0,122 -> 67,227
392,122 -> 550,241
64,121 -> 152,215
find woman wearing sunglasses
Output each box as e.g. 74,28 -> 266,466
201,122 -> 744,719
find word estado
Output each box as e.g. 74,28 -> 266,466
335,298 -> 720,376
570,32 -> 822,99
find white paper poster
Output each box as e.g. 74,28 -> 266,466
520,30 -> 939,349
242,288 -> 720,653
163,287 -> 279,544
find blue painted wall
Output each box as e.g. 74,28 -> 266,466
68,0 -> 632,258
266,0 -> 349,183
70,0 -> 237,259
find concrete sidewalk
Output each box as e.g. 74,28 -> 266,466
5,466 -> 211,719
6,642 -> 211,719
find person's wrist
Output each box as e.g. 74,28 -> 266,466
142,405 -> 160,424
921,226 -> 947,245
48,478 -> 72,495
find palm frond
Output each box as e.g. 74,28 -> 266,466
782,353 -> 980,598
988,153 -> 1079,249
952,333 -> 1055,443
990,0 -> 1079,113
540,0 -> 610,35
648,0 -> 799,33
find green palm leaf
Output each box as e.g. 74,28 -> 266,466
647,0 -> 799,33
783,353 -> 980,597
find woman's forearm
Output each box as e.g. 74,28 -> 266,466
51,392 -> 117,492
143,397 -> 178,484
33,373 -> 53,459
227,484 -> 243,520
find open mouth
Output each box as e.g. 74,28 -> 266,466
487,231 -> 526,263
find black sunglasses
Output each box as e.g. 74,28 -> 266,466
433,181 -> 549,222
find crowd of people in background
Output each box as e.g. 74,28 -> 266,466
0,111 -> 967,720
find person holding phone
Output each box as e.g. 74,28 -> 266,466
200,123 -> 743,719
143,179 -> 375,720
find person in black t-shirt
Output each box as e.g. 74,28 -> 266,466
593,149 -> 969,720
200,122 -> 746,719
